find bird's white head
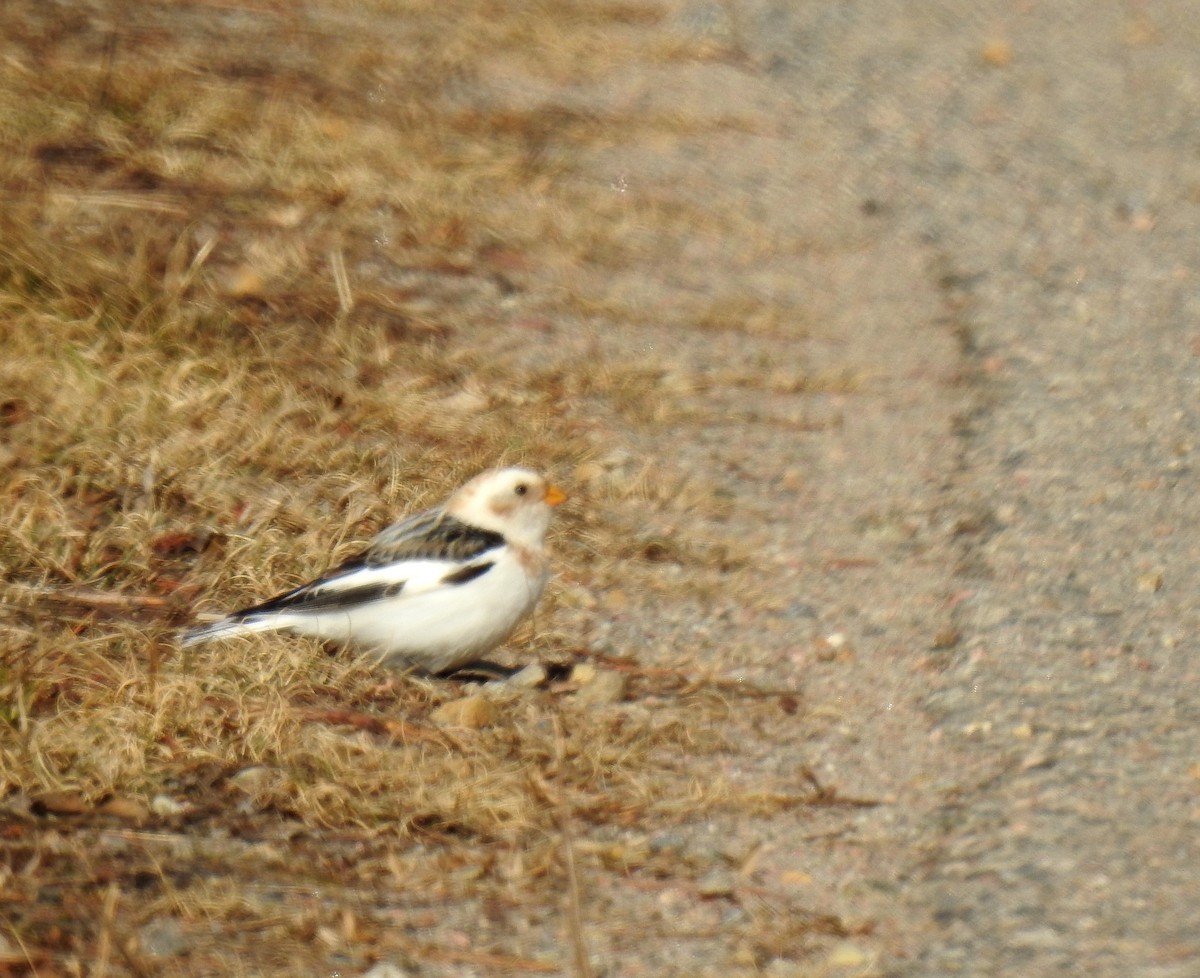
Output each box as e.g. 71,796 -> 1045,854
448,467 -> 566,548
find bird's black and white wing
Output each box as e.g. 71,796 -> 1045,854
180,508 -> 507,646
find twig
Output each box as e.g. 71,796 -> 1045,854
590,652 -> 801,698
329,247 -> 353,314
798,766 -> 882,808
734,789 -> 882,810
299,707 -> 461,749
115,923 -> 156,978
822,556 -> 881,571
0,910 -> 46,972
93,881 -> 120,978
6,584 -> 171,609
172,232 -> 218,294
556,795 -> 591,978
529,718 -> 594,978
383,937 -> 559,972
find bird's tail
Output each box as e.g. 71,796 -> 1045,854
179,615 -> 280,648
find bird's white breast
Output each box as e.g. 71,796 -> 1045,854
273,545 -> 549,673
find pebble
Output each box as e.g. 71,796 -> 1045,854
506,662 -> 548,688
598,836 -> 652,871
149,795 -> 189,818
226,768 -> 284,796
558,583 -> 598,609
358,965 -> 414,978
138,917 -> 188,957
980,38 -> 1014,67
573,667 -> 627,705
697,869 -> 737,898
825,941 -> 872,968
431,694 -> 496,728
1011,924 -> 1064,949
1136,571 -> 1164,593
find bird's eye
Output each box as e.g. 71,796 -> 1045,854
514,483 -> 528,496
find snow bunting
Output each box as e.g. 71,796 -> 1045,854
181,467 -> 566,674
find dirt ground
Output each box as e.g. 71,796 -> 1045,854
3,2 -> 1198,977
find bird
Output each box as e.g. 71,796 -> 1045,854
180,467 -> 566,674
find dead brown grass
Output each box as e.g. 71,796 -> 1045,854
0,2 -> 850,975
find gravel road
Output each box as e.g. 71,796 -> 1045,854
599,1 -> 1200,974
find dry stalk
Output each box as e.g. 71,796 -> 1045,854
330,247 -> 354,315
529,715 -> 594,978
9,585 -> 171,610
298,706 -> 457,748
384,936 -> 559,973
93,881 -> 120,978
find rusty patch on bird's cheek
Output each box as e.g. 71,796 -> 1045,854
510,541 -> 546,577
489,500 -> 516,520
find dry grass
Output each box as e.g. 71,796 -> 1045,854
0,2 -> 850,975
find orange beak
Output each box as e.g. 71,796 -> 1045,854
544,484 -> 567,507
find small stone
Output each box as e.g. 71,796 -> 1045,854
981,39 -> 1013,67
1012,924 -> 1064,949
149,795 -> 191,817
437,386 -> 489,414
1136,572 -> 1164,593
224,266 -> 266,297
267,204 -> 307,229
602,588 -> 630,611
1020,749 -> 1055,771
573,668 -> 627,705
431,694 -> 497,728
826,941 -> 871,969
570,662 -> 598,685
1124,18 -> 1161,47
316,924 -> 343,949
505,662 -> 548,688
573,461 -> 607,483
718,836 -> 761,868
226,767 -> 284,796
697,869 -> 737,898
814,632 -> 855,662
648,831 -> 688,856
138,917 -> 188,957
598,837 -> 652,871
813,640 -> 838,663
558,583 -> 598,609
359,965 -> 414,978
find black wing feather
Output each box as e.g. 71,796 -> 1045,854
227,514 -> 503,621
440,561 -> 495,586
231,580 -> 405,620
